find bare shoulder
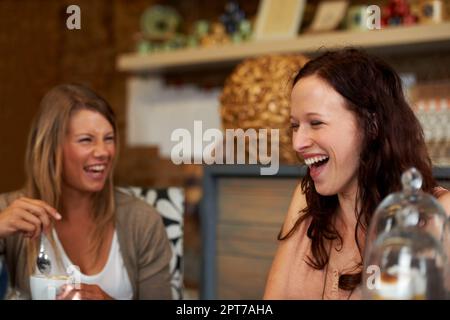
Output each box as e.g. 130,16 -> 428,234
436,188 -> 450,217
263,183 -> 309,299
280,182 -> 308,236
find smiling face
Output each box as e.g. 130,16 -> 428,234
290,75 -> 362,196
62,109 -> 116,195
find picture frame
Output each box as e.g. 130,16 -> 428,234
253,0 -> 306,40
307,0 -> 350,33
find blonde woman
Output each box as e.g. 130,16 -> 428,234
0,84 -> 172,299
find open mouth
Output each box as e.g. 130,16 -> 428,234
83,164 -> 107,179
305,155 -> 329,180
304,155 -> 329,168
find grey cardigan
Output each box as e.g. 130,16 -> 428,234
0,189 -> 173,300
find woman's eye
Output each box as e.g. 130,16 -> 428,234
311,120 -> 323,126
290,123 -> 299,130
79,138 -> 91,143
105,136 -> 115,143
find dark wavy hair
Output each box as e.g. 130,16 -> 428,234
280,48 -> 437,291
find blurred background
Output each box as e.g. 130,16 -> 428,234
0,0 -> 449,299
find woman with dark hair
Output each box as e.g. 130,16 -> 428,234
264,48 -> 450,299
0,84 -> 172,299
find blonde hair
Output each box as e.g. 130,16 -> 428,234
25,83 -> 118,275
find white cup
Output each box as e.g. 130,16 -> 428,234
29,274 -> 70,300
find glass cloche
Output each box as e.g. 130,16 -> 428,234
363,168 -> 449,300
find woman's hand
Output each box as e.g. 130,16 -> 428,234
57,284 -> 114,300
0,197 -> 61,239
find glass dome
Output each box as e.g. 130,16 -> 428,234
363,168 -> 449,300
364,224 -> 447,299
366,168 -> 447,246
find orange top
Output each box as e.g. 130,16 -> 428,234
434,186 -> 449,199
264,186 -> 449,300
270,215 -> 363,300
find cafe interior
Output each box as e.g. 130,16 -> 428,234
0,0 -> 449,300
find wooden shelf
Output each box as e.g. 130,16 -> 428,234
117,23 -> 450,73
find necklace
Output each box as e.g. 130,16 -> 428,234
321,239 -> 356,300
321,240 -> 333,300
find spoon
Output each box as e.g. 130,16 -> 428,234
36,233 -> 51,276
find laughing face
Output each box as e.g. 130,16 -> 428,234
290,75 -> 362,196
62,109 -> 116,195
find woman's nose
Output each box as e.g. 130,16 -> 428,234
292,128 -> 312,152
93,142 -> 109,158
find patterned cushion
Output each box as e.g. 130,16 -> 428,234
118,187 -> 184,300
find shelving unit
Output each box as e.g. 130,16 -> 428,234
117,23 -> 450,73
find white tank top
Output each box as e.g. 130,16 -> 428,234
41,229 -> 133,300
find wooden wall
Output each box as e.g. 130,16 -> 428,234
0,0 -> 62,192
216,177 -> 299,299
0,0 -> 259,192
0,0 -> 196,193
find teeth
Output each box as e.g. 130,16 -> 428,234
85,165 -> 106,172
304,156 -> 329,167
